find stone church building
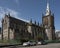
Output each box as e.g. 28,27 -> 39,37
2,14 -> 43,40
2,2 -> 55,40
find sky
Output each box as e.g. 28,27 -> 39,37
0,0 -> 60,31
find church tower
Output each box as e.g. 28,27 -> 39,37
42,0 -> 55,40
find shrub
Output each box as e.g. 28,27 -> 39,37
44,40 -> 60,43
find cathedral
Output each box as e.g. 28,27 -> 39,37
2,1 -> 55,40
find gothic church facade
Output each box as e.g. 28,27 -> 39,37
2,2 -> 55,40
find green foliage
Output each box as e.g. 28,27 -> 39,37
45,40 -> 60,43
0,40 -> 2,43
0,39 -> 21,44
0,38 -> 29,44
8,39 -> 21,44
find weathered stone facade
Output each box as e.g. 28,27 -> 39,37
2,14 -> 42,40
42,15 -> 55,40
42,2 -> 55,40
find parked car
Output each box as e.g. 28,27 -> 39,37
29,40 -> 36,46
23,42 -> 30,46
23,40 -> 36,46
37,40 -> 47,45
37,41 -> 42,45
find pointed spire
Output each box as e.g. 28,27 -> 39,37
46,0 -> 51,16
8,12 -> 10,16
30,18 -> 32,24
34,20 -> 36,24
5,13 -> 8,17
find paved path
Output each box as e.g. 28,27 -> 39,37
1,43 -> 60,48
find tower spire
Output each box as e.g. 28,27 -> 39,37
46,0 -> 51,16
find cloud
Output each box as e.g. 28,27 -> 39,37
0,6 -> 29,27
0,7 -> 19,19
